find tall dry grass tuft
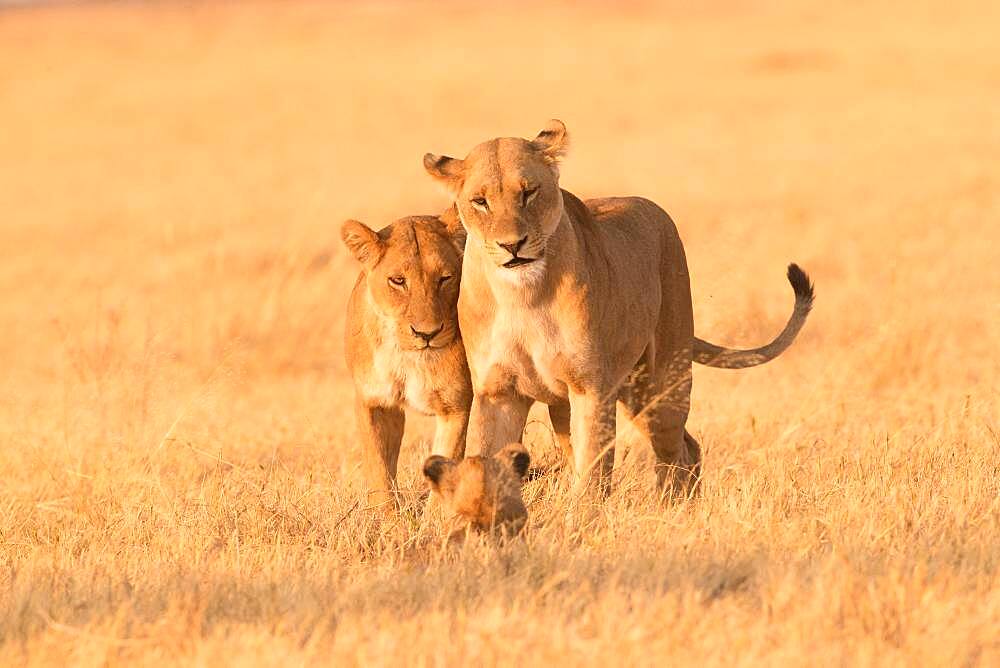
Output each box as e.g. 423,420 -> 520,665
1,1 -> 998,665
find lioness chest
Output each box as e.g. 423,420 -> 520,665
360,343 -> 451,416
466,300 -> 580,404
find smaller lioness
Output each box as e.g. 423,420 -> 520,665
423,443 -> 531,538
342,212 -> 471,511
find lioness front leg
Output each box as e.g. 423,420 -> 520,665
355,398 -> 405,512
568,389 -> 616,498
548,402 -> 574,471
432,409 -> 470,460
466,392 -> 531,457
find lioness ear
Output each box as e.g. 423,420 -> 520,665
495,443 -> 530,480
438,206 -> 467,255
423,153 -> 466,197
530,119 -> 569,165
423,455 -> 456,491
341,219 -> 384,267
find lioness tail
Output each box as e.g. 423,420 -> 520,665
693,264 -> 814,369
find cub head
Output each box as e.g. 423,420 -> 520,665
423,120 -> 568,275
341,213 -> 465,351
423,443 -> 531,537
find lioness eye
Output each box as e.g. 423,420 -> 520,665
471,197 -> 488,210
388,276 -> 406,288
439,275 -> 453,286
522,187 -> 538,205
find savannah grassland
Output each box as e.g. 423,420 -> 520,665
1,1 -> 999,665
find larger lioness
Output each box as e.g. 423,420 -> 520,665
342,212 -> 471,510
424,120 -> 814,497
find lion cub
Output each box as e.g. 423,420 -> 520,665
423,443 -> 531,538
342,212 -> 471,511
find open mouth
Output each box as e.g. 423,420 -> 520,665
502,256 -> 537,269
413,338 -> 449,351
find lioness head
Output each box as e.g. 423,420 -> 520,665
423,443 -> 531,536
423,120 -> 568,275
341,214 -> 465,351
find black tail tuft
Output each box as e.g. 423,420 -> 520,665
786,263 -> 815,311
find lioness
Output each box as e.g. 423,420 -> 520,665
342,212 -> 471,510
424,120 -> 814,497
423,442 -> 530,538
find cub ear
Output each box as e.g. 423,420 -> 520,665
530,119 -> 569,165
423,455 -> 456,491
423,153 -> 466,197
438,206 -> 467,255
340,219 -> 384,267
495,443 -> 530,480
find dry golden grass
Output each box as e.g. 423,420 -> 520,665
1,1 -> 999,665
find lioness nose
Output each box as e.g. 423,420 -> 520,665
410,323 -> 444,342
497,236 -> 528,257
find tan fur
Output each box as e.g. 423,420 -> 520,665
423,443 -> 530,538
342,212 -> 472,510
425,120 -> 813,498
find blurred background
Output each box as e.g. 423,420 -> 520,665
1,2 -> 998,663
